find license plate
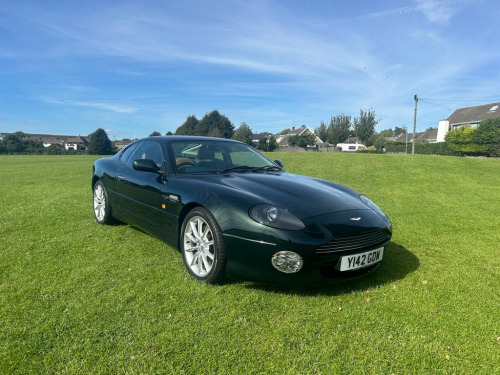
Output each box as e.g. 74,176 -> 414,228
339,247 -> 384,271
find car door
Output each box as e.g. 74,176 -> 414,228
115,141 -> 166,229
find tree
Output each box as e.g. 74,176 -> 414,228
232,122 -> 253,145
149,131 -> 161,136
258,137 -> 268,150
267,135 -> 278,151
353,109 -> 379,146
315,121 -> 328,142
45,145 -> 62,155
374,137 -> 387,152
394,126 -> 405,136
198,110 -> 234,139
207,127 -> 223,138
379,128 -> 394,137
479,117 -> 500,156
175,110 -> 234,138
23,138 -> 43,154
88,128 -> 113,155
477,116 -> 500,134
288,133 -> 315,148
327,114 -> 352,145
175,115 -> 199,135
257,135 -> 277,151
1,134 -> 24,153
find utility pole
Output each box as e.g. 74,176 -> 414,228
405,125 -> 408,154
412,94 -> 418,155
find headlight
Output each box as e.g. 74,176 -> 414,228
271,251 -> 303,273
249,204 -> 305,230
359,195 -> 387,218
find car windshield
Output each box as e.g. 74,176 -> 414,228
170,140 -> 279,174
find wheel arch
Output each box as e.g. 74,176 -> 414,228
91,175 -> 100,190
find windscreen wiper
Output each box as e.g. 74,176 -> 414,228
220,165 -> 283,173
219,165 -> 255,173
251,165 -> 283,172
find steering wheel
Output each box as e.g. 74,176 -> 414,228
176,158 -> 196,170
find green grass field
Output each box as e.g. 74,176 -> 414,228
1,153 -> 499,374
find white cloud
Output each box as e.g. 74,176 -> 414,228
360,0 -> 475,24
415,0 -> 456,24
70,101 -> 138,113
41,97 -> 137,114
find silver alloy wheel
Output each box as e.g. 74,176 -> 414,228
183,215 -> 215,277
93,183 -> 106,222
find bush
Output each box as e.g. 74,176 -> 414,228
384,141 -> 461,156
373,137 -> 386,152
488,143 -> 500,157
445,117 -> 500,157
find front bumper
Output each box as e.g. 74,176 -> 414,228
223,210 -> 392,285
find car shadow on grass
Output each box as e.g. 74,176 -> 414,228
236,242 -> 419,296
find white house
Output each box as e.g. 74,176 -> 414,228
437,102 -> 500,142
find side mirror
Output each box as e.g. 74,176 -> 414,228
274,159 -> 284,168
133,159 -> 161,173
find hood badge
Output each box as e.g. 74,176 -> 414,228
350,217 -> 362,221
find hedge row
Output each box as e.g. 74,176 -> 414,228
383,141 -> 463,156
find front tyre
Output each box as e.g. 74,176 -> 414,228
93,180 -> 114,224
181,207 -> 226,284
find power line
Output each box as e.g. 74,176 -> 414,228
418,99 -> 453,111
418,96 -> 500,112
419,97 -> 500,103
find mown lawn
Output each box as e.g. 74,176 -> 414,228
0,153 -> 498,374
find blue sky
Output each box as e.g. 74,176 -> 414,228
1,0 -> 499,140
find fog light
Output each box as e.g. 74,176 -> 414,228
271,251 -> 303,273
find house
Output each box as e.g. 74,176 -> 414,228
0,133 -> 88,150
393,128 -> 438,143
275,125 -> 323,147
113,139 -> 134,150
437,102 -> 500,142
251,133 -> 272,145
61,135 -> 88,150
28,134 -> 88,150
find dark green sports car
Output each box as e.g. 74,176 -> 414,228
92,136 -> 392,285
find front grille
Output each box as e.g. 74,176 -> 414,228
316,229 -> 391,256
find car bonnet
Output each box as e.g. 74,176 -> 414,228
218,171 -> 371,220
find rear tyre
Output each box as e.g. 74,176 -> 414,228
181,207 -> 226,284
93,180 -> 114,224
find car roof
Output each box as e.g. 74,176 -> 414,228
139,135 -> 243,144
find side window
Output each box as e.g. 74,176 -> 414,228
126,142 -> 165,168
119,143 -> 138,165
